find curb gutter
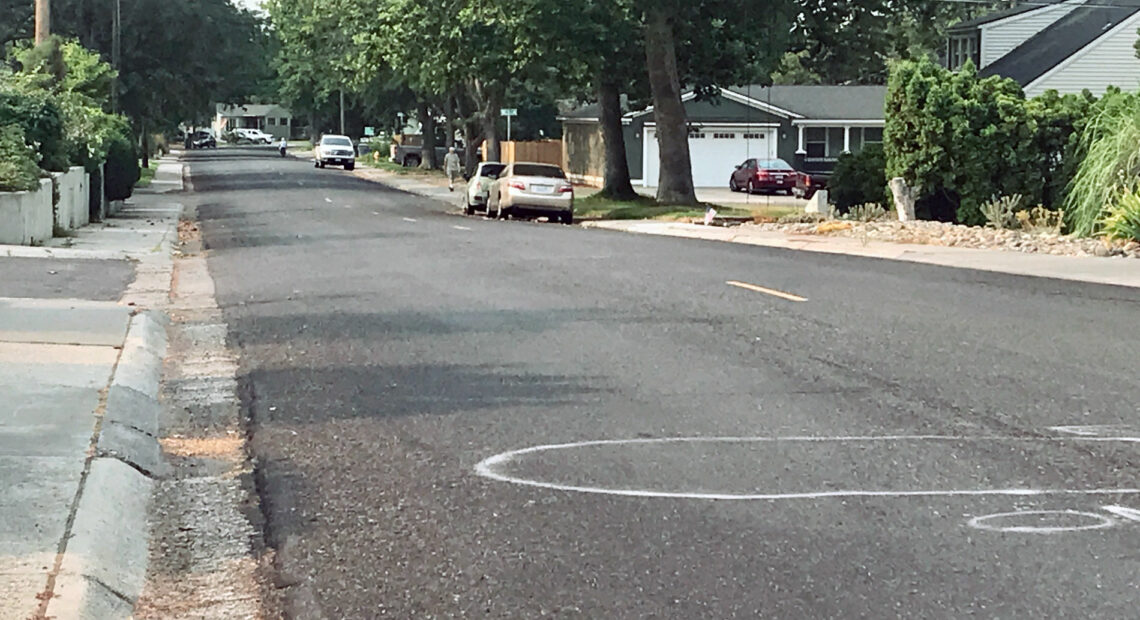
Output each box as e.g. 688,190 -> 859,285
44,310 -> 169,619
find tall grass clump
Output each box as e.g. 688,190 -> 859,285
1064,91 -> 1140,236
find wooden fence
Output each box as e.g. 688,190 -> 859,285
482,140 -> 563,166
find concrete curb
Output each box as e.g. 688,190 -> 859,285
46,310 -> 170,619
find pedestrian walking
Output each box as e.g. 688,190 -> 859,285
444,147 -> 461,191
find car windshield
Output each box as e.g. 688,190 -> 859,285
512,164 -> 565,178
758,159 -> 794,170
480,164 -> 506,178
322,137 -> 353,147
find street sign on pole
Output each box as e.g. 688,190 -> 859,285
501,109 -> 517,142
364,127 -> 375,137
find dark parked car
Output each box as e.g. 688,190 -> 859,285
729,158 -> 797,195
189,131 -> 216,149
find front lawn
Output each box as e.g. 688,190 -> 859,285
135,159 -> 159,188
362,157 -> 446,178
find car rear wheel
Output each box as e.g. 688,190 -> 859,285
345,163 -> 355,171
729,177 -> 740,192
464,196 -> 475,215
560,212 -> 573,225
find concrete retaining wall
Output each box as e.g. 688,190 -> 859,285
0,178 -> 53,245
53,166 -> 90,232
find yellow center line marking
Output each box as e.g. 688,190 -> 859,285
726,280 -> 808,302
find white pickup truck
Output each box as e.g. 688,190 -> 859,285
315,135 -> 356,170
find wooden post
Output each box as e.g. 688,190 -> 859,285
34,0 -> 50,44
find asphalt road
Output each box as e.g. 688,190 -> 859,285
186,147 -> 1140,618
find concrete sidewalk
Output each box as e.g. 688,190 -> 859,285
584,220 -> 1140,289
0,183 -> 178,617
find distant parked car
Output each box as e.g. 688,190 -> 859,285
463,161 -> 506,215
729,158 -> 797,195
231,128 -> 274,144
315,134 -> 356,170
487,162 -> 574,224
793,171 -> 829,199
189,130 -> 216,149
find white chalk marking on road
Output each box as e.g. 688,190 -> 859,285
966,510 -> 1115,534
1101,505 -> 1140,522
1049,425 -> 1135,437
453,225 -> 472,231
473,436 -> 1140,501
726,280 -> 807,302
372,211 -> 379,215
324,197 -> 333,203
402,217 -> 417,223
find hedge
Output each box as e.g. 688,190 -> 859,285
0,124 -> 41,192
0,85 -> 68,172
828,143 -> 887,212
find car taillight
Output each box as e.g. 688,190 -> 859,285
509,181 -> 526,191
756,170 -> 770,178
558,184 -> 573,193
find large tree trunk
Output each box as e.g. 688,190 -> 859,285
470,79 -> 502,163
140,122 -> 150,169
444,95 -> 456,149
455,91 -> 484,175
644,6 -> 697,205
598,79 -> 637,200
417,100 -> 437,169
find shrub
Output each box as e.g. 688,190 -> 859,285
829,143 -> 887,212
0,85 -> 68,172
884,59 -> 1085,225
1063,89 -> 1140,236
843,203 -> 889,222
980,194 -> 1022,229
103,133 -> 139,201
778,212 -> 829,224
0,124 -> 42,192
1102,188 -> 1140,242
1015,206 -> 1064,235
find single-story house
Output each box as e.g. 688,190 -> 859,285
214,103 -> 295,141
560,85 -> 886,188
946,0 -> 1140,96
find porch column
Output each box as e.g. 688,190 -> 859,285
796,125 -> 806,155
843,126 -> 851,153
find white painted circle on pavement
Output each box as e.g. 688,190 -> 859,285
966,510 -> 1115,534
474,436 -> 1140,501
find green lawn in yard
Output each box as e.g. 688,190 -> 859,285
135,160 -> 159,188
574,193 -> 798,221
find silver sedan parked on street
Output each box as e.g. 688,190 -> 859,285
487,162 -> 574,224
463,161 -> 506,215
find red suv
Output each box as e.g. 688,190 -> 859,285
729,158 -> 797,195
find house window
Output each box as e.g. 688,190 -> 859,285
713,133 -> 736,139
743,133 -> 766,140
688,129 -> 706,139
862,127 -> 883,145
948,33 -> 981,70
280,118 -> 289,126
805,127 -> 827,157
267,117 -> 276,126
828,128 -> 845,156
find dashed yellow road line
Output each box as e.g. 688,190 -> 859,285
726,280 -> 808,302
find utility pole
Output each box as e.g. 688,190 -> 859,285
339,89 -> 346,135
34,0 -> 50,45
111,0 -> 121,111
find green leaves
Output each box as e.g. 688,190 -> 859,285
885,58 -> 1084,224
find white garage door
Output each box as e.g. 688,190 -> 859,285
643,126 -> 776,188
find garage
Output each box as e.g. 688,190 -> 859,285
643,124 -> 777,188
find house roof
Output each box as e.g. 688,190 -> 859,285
948,0 -> 1068,32
721,85 -> 886,120
216,103 -> 292,117
560,85 -> 886,123
980,0 -> 1140,86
